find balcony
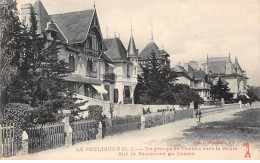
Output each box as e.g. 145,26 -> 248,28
124,98 -> 132,104
86,71 -> 97,78
103,73 -> 115,83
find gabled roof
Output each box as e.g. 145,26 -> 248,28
103,38 -> 131,63
33,0 -> 52,33
192,70 -> 207,81
172,65 -> 193,80
33,0 -> 66,42
207,57 -> 236,74
139,41 -> 160,59
187,65 -> 195,74
50,9 -> 95,44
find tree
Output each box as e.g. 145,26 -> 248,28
247,86 -> 259,105
0,0 -> 27,101
134,51 -> 177,104
5,6 -> 84,124
210,78 -> 233,103
170,84 -> 204,106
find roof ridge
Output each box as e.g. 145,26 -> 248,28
50,9 -> 94,16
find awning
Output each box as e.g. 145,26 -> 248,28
92,85 -> 108,94
107,63 -> 116,68
245,94 -> 250,99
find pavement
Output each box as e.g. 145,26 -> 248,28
5,102 -> 260,160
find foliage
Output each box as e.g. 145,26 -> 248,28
135,51 -> 203,105
3,103 -> 35,150
236,86 -> 259,105
247,86 -> 259,103
174,89 -> 204,106
0,0 -> 27,99
87,105 -> 103,134
210,77 -> 233,103
2,5 -> 84,124
135,51 -> 178,104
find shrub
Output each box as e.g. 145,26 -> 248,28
87,105 -> 103,134
3,103 -> 35,150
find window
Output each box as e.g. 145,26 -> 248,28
87,59 -> 93,72
127,64 -> 130,78
88,37 -> 92,49
104,85 -> 110,101
68,83 -> 78,93
124,86 -> 130,98
69,55 -> 75,72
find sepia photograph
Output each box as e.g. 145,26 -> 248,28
0,0 -> 260,160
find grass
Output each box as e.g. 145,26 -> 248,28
184,108 -> 260,143
164,108 -> 260,147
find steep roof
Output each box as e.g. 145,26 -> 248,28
127,36 -> 138,58
103,38 -> 130,63
172,65 -> 192,80
192,70 -> 207,80
50,9 -> 95,44
33,0 -> 52,33
206,57 -> 240,75
139,41 -> 160,59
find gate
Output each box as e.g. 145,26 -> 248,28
27,122 -> 65,154
71,120 -> 96,145
0,123 -> 17,157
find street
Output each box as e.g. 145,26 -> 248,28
7,102 -> 260,160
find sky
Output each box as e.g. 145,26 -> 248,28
16,0 -> 260,86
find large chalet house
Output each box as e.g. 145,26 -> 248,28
137,38 -> 171,75
173,62 -> 211,101
201,54 -> 248,98
173,54 -> 249,101
20,0 -> 138,104
103,36 -> 138,104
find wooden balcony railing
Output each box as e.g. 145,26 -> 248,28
86,71 -> 98,78
123,98 -> 132,104
103,73 -> 115,83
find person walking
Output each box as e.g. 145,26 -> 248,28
195,109 -> 199,118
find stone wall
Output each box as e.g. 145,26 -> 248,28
76,95 -> 194,120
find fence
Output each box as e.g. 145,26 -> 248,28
144,111 -> 175,128
0,123 -> 17,157
175,109 -> 193,121
203,100 -> 222,106
27,122 -> 65,154
104,115 -> 141,136
70,120 -> 96,145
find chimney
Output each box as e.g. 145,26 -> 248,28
20,3 -> 32,27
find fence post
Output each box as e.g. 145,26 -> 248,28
96,121 -> 102,139
62,110 -> 72,146
18,131 -> 28,156
140,115 -> 145,130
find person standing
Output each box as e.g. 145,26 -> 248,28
198,110 -> 202,123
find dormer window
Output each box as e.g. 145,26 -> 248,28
51,31 -> 57,39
